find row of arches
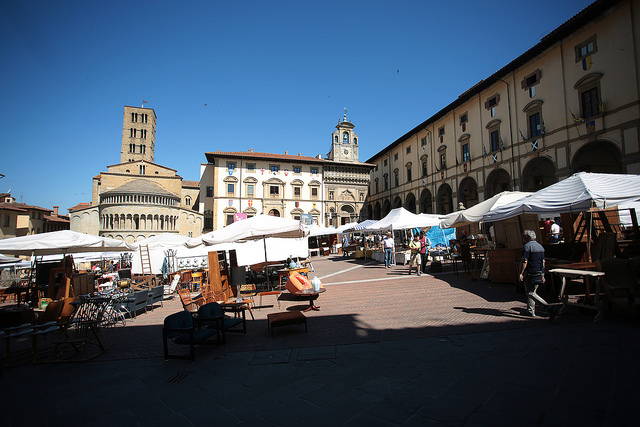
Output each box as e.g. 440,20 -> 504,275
366,141 -> 623,219
101,194 -> 179,207
100,213 -> 178,232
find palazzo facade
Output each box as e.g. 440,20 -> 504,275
199,113 -> 374,231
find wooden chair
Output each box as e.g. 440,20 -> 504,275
191,272 -> 204,292
178,288 -> 204,312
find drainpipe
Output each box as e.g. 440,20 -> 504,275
498,76 -> 517,190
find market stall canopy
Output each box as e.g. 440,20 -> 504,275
305,224 -> 339,237
0,254 -> 21,264
440,191 -> 533,228
366,208 -> 442,231
130,234 -> 191,275
202,214 -> 308,245
343,219 -> 378,233
0,230 -> 134,256
483,172 -> 640,222
131,233 -> 190,249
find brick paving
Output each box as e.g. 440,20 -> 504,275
2,255 -> 639,426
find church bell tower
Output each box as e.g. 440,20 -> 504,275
328,108 -> 359,163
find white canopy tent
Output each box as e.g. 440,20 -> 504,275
304,224 -> 339,237
0,230 -> 134,256
365,208 -> 442,231
196,214 -> 309,288
440,191 -> 533,228
130,234 -> 191,275
483,172 -> 640,222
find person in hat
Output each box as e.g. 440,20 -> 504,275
382,231 -> 395,268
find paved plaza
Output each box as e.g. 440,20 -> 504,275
2,255 -> 639,426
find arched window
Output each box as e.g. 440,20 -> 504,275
185,196 -> 191,206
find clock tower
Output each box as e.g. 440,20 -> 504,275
328,108 -> 359,163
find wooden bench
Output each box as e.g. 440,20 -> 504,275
267,311 -> 306,337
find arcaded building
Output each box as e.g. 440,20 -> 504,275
69,106 -> 203,243
365,0 -> 640,218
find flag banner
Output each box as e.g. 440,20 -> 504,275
571,110 -> 584,123
492,153 -> 498,163
531,140 -> 538,151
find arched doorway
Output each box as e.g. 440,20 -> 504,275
392,196 -> 402,209
420,189 -> 433,214
436,184 -> 453,214
458,177 -> 479,209
341,204 -> 355,225
374,202 -> 382,220
405,192 -> 417,213
521,157 -> 557,192
268,209 -> 280,217
485,169 -> 511,198
382,200 -> 392,217
572,140 -> 623,173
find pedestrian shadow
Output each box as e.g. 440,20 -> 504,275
453,306 -> 535,319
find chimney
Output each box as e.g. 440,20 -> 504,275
53,206 -> 59,216
285,150 -> 288,155
298,153 -> 302,156
250,148 -> 253,152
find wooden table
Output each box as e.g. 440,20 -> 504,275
549,268 -> 606,320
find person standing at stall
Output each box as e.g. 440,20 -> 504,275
382,232 -> 395,269
408,235 -> 422,275
419,231 -> 431,274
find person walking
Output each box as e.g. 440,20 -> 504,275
419,231 -> 430,274
382,232 -> 395,269
519,229 -> 558,318
408,235 -> 422,275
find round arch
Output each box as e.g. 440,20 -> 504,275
392,196 -> 402,209
485,169 -> 511,198
374,201 -> 382,220
571,140 -> 623,173
436,183 -> 453,214
458,177 -> 479,209
521,156 -> 557,192
268,209 -> 280,217
382,200 -> 392,217
405,192 -> 417,213
420,189 -> 433,214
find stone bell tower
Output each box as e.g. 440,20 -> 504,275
328,108 -> 359,163
121,105 -> 156,164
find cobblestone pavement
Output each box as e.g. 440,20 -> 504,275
2,256 -> 639,426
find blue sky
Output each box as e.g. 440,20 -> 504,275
0,0 -> 594,214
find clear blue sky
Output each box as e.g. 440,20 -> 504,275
0,0 -> 594,214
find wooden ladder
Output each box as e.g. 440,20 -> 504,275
139,244 -> 152,275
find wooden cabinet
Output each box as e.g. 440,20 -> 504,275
488,248 -> 521,284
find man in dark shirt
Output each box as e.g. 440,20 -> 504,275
519,229 -> 548,317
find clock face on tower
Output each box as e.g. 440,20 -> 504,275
344,149 -> 349,155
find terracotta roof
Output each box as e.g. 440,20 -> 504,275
44,215 -> 70,223
0,203 -> 27,213
182,180 -> 200,188
68,202 -> 92,212
101,179 -> 180,199
6,202 -> 50,212
205,151 -> 375,167
206,150 -> 326,163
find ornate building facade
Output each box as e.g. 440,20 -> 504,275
69,106 -> 203,243
199,112 -> 374,231
364,0 -> 640,219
